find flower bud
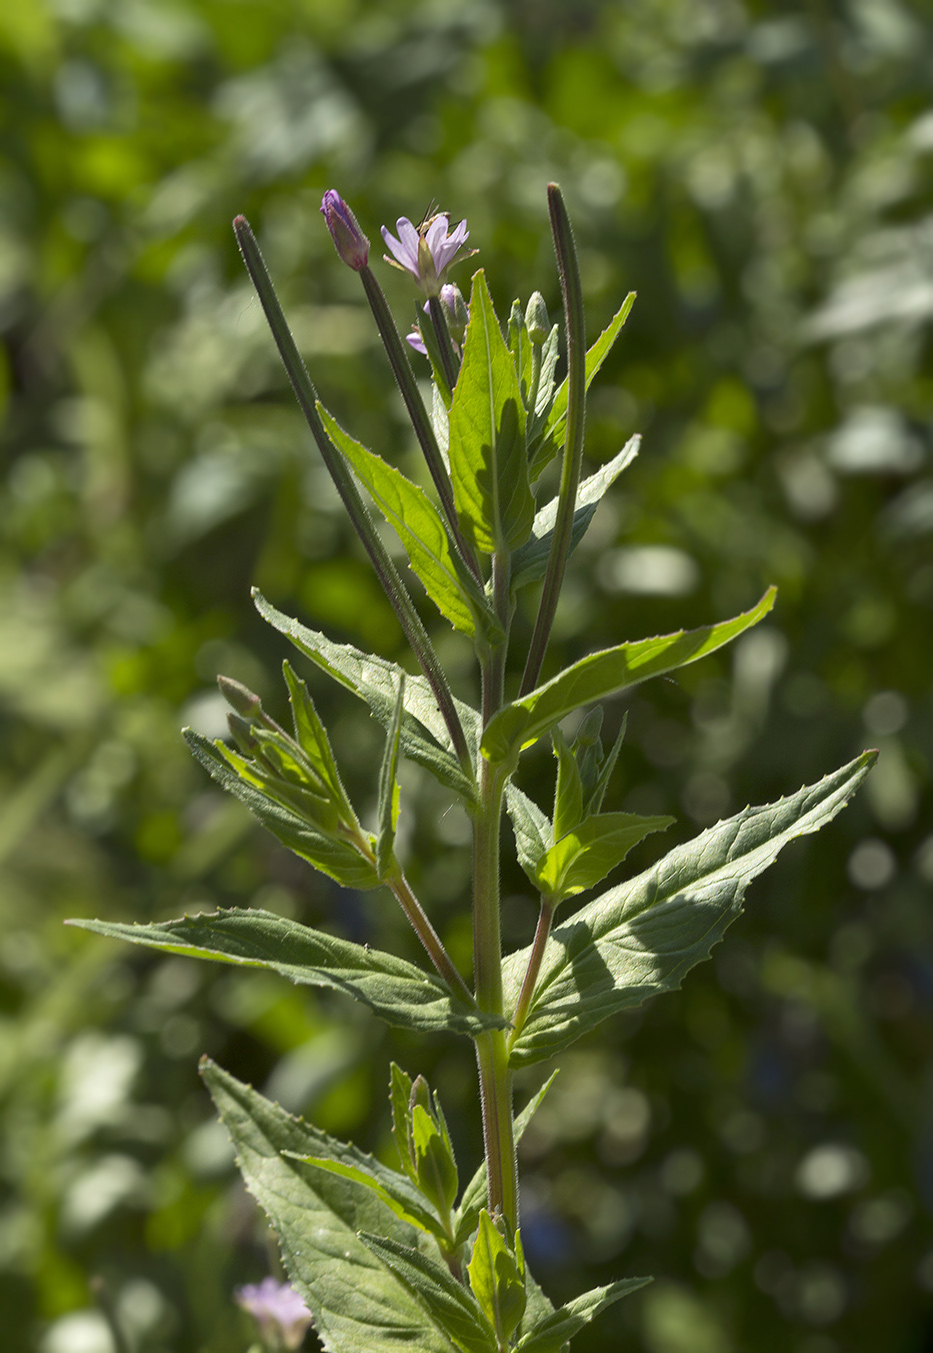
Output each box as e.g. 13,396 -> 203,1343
320,190 -> 370,271
441,283 -> 469,346
227,712 -> 260,757
525,291 -> 549,345
218,674 -> 263,719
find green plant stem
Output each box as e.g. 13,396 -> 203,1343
520,184 -> 586,697
389,870 -> 474,1007
508,898 -> 556,1052
472,551 -> 518,1230
427,292 -> 460,394
525,341 -> 543,428
359,266 -> 481,583
233,217 -> 473,778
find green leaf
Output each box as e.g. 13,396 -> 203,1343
505,783 -> 553,890
186,730 -> 379,889
551,728 -> 584,842
411,1102 -> 459,1218
293,1155 -> 450,1246
376,677 -> 404,879
358,1232 -> 497,1353
514,1276 -> 652,1353
68,908 -> 504,1038
512,437 -> 639,592
529,293 -> 635,481
317,403 -> 500,644
254,591 -> 478,803
587,715 -> 626,817
482,588 -> 777,767
390,1063 -> 417,1184
455,1072 -> 559,1241
468,1212 -> 526,1346
504,751 -> 877,1066
449,271 -> 534,554
527,325 -> 560,434
283,659 -> 357,821
200,1059 -> 458,1353
535,812 -> 675,902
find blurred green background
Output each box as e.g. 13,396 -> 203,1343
1,0 -> 931,1350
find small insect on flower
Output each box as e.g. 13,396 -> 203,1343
382,211 -> 477,297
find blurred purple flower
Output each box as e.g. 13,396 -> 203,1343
320,190 -> 370,271
382,214 -> 475,296
235,1277 -> 313,1350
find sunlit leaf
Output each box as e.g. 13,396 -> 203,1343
504,751 -> 877,1066
449,271 -> 534,554
69,908 -> 504,1038
482,589 -> 777,767
358,1232 -> 497,1353
255,591 -> 478,802
318,403 -> 501,644
514,1276 -> 652,1353
512,437 -> 639,592
201,1060 -> 457,1353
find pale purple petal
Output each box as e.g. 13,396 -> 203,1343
406,328 -> 427,355
236,1278 -> 313,1350
432,219 -> 469,274
381,218 -> 421,274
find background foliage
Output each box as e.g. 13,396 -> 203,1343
1,0 -> 931,1350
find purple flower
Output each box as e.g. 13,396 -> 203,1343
320,190 -> 370,271
381,213 -> 475,297
235,1278 -> 314,1350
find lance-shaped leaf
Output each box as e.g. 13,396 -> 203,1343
482,589 -> 777,767
317,404 -> 501,645
529,293 -> 636,482
535,812 -> 675,902
200,1059 -> 458,1353
527,325 -> 560,436
503,751 -> 877,1066
376,678 -> 404,879
282,660 -> 356,823
505,783 -> 553,890
255,591 -> 479,803
186,730 -> 380,890
68,908 -> 504,1038
358,1232 -> 497,1353
512,437 -> 639,593
449,271 -> 534,554
292,1154 -> 451,1247
468,1213 -> 526,1347
514,1277 -> 652,1353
